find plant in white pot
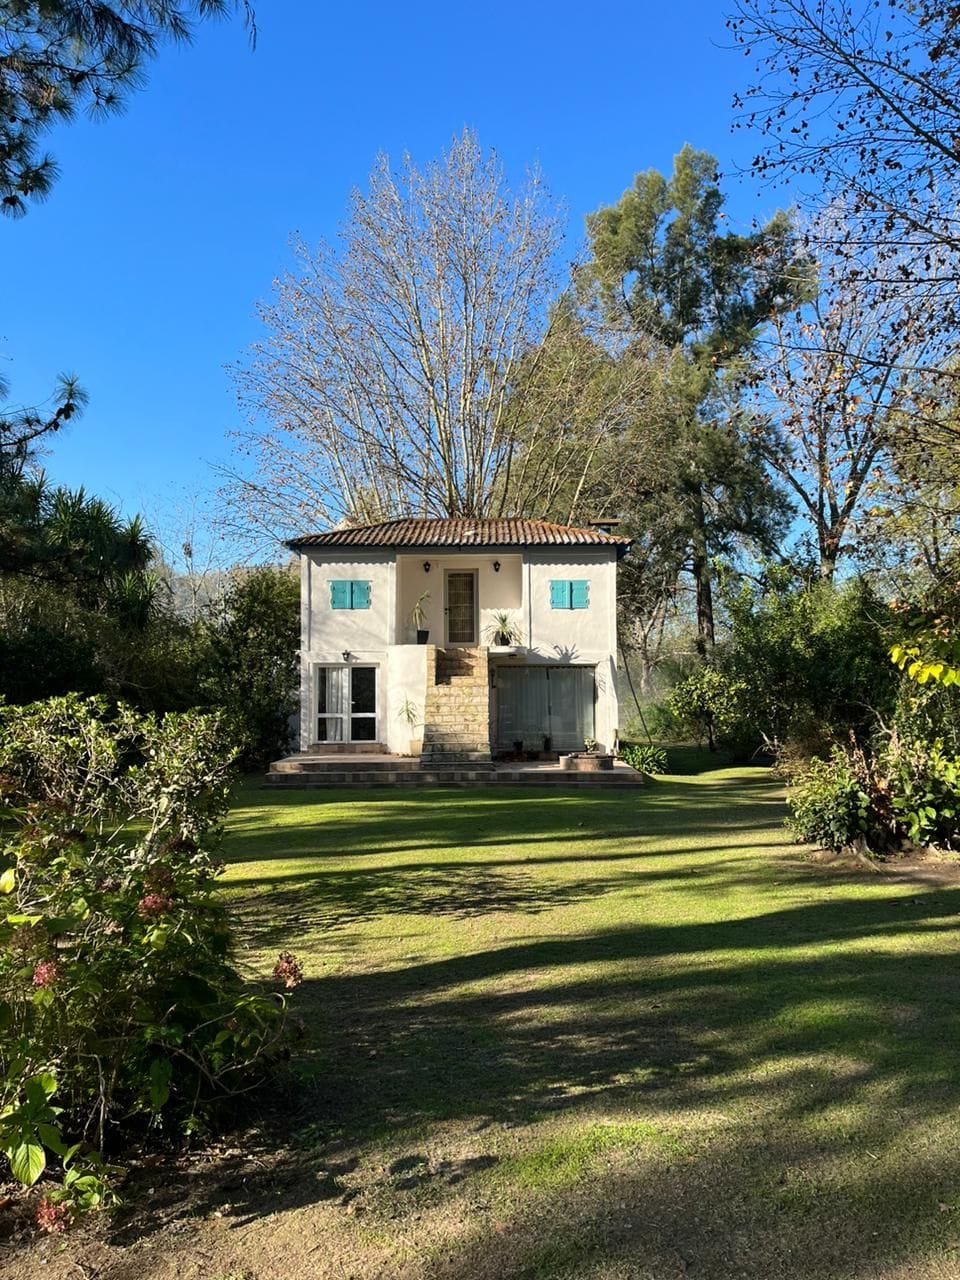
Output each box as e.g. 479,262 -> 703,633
398,697 -> 422,755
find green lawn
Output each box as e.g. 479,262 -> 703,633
216,764 -> 960,1280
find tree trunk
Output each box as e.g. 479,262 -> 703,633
819,527 -> 839,580
691,487 -> 715,657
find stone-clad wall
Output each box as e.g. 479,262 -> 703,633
422,647 -> 491,760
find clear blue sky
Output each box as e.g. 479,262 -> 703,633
1,0 -> 791,546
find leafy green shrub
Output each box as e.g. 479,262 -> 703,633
0,1069 -> 116,1231
890,563 -> 960,689
888,738 -> 960,849
199,567 -> 299,768
787,740 -> 899,852
721,574 -> 897,756
668,667 -> 749,752
786,749 -> 873,851
789,732 -> 960,854
645,700 -> 683,742
0,695 -> 299,1221
893,680 -> 960,759
619,743 -> 668,775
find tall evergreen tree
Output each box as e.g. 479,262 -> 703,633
0,0 -> 254,215
580,145 -> 812,653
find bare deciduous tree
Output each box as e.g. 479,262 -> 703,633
746,221 -> 949,578
728,0 -> 960,280
224,132 -> 637,541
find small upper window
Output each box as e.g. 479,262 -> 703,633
330,580 -> 371,610
549,580 -> 590,610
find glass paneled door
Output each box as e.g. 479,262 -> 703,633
445,570 -> 477,645
316,665 -> 378,742
494,666 -> 595,752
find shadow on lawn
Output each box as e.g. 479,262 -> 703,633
222,774 -> 794,945
225,844 -> 827,950
222,774 -> 788,867
231,862 -> 639,939
106,776 -> 960,1278
292,888 -> 960,1132
108,881 -> 960,1278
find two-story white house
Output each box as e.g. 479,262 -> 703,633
287,517 -> 631,762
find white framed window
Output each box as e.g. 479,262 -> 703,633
316,664 -> 378,742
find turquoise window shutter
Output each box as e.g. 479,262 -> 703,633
571,580 -> 590,609
549,580 -> 570,609
330,580 -> 351,609
352,580 -> 371,609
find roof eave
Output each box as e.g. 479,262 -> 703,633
286,537 -> 631,553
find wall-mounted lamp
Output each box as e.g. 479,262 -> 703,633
423,560 -> 431,573
341,650 -> 352,663
493,560 -> 501,573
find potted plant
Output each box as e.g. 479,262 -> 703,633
485,610 -> 522,650
398,697 -> 421,755
563,737 -> 615,772
410,591 -> 430,644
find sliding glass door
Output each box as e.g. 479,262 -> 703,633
494,666 -> 595,751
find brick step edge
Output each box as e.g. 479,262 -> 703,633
263,773 -> 645,788
271,761 -> 423,773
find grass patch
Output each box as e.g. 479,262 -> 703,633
505,1121 -> 680,1190
208,766 -> 960,1280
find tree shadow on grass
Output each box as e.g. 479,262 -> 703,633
85,876 -> 960,1280
414,1122 -> 960,1280
223,775 -> 790,868
84,776 -> 960,1277
100,885 -> 960,1279
229,862 -> 639,945
290,888 -> 960,1130
223,844 -> 839,951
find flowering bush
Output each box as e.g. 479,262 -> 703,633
0,695 -> 300,1223
273,951 -> 304,990
35,1196 -> 71,1233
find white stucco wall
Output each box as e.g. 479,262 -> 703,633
520,549 -> 620,750
305,550 -> 396,651
298,550 -> 395,749
522,549 -> 617,658
395,553 -> 523,646
295,543 -> 623,753
385,645 -> 431,754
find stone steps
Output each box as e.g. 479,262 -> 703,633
265,768 -> 497,788
422,645 -> 492,759
264,759 -> 644,789
271,756 -> 422,774
422,747 -> 491,757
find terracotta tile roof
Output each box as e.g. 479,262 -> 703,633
288,517 -> 630,553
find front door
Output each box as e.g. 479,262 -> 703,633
316,665 -> 378,742
445,570 -> 477,645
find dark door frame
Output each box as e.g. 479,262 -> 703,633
444,568 -> 478,646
